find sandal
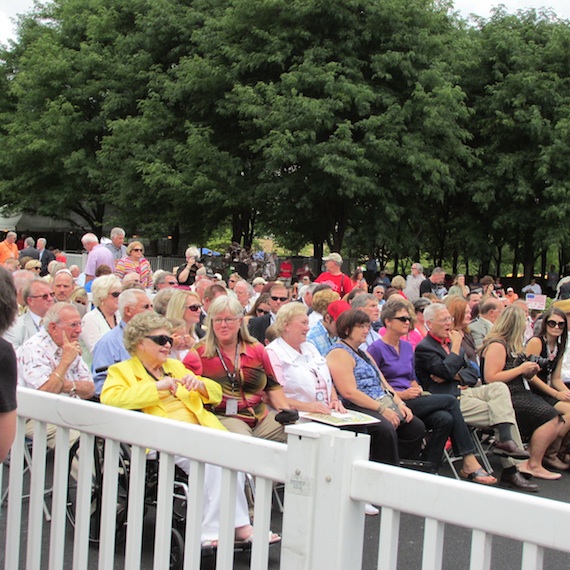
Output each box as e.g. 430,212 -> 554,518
459,468 -> 497,486
236,530 -> 281,546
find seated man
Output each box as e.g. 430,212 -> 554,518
306,299 -> 349,356
91,289 -> 153,396
17,302 -> 95,443
414,303 -> 537,492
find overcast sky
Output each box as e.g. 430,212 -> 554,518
1,0 -> 569,45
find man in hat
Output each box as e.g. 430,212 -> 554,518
252,277 -> 267,301
314,253 -> 353,297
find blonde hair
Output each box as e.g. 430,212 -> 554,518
312,290 -> 340,316
274,303 -> 308,336
166,290 -> 200,321
480,304 -> 526,356
202,295 -> 255,357
391,275 -> 406,290
126,240 -> 144,256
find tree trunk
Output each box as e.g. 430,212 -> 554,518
540,249 -> 547,279
495,245 -> 502,279
522,232 -> 535,281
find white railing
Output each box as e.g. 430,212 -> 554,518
3,388 -> 570,570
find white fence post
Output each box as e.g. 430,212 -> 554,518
280,423 -> 370,570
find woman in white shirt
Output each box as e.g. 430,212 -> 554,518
265,302 -> 344,414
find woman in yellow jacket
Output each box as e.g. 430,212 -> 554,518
101,311 -> 279,547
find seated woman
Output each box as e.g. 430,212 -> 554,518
525,307 -> 570,470
448,274 -> 469,299
481,305 -> 564,480
244,293 -> 271,326
378,298 -> 424,350
100,311 -> 279,546
79,274 -> 122,366
326,309 -> 426,466
194,296 -> 289,442
446,296 -> 478,370
368,299 -> 497,482
265,303 -> 345,414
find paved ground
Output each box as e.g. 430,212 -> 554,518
1,451 -> 569,569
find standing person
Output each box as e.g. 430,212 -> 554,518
114,241 -> 153,289
18,237 -> 39,261
481,305 -> 563,480
105,227 -> 127,265
0,232 -> 18,265
404,263 -> 426,302
546,265 -> 560,298
419,267 -> 446,299
448,274 -> 470,299
277,257 -> 293,287
176,247 -> 201,287
522,279 -> 542,296
0,266 -> 18,461
314,253 -> 353,297
37,238 -> 56,277
82,233 -> 115,284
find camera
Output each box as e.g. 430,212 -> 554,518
516,354 -> 550,372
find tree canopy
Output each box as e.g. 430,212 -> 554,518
1,0 -> 569,277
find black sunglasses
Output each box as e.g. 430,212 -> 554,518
145,335 -> 173,346
392,316 -> 412,323
186,304 -> 202,312
271,296 -> 288,302
257,309 -> 270,315
547,320 -> 566,329
131,248 -> 143,252
110,291 -> 121,298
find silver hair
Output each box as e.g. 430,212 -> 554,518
81,233 -> 99,245
110,227 -> 125,239
423,302 -> 447,323
91,274 -> 122,308
24,236 -> 35,247
37,237 -> 47,247
118,289 -> 150,319
350,293 -> 377,309
43,302 -> 79,328
185,246 -> 200,259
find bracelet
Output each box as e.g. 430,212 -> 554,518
397,402 -> 406,407
53,371 -> 64,384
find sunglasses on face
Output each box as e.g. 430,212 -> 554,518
256,309 -> 270,315
392,316 -> 412,323
166,281 -> 177,285
185,304 -> 202,312
29,293 -> 56,301
145,335 -> 173,346
131,248 -> 143,252
110,291 -> 121,298
547,320 -> 566,329
271,296 -> 288,302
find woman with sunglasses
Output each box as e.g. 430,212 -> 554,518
368,299 -> 496,479
194,295 -> 289,442
244,293 -> 271,325
101,311 -> 279,547
79,274 -> 122,366
166,290 -> 202,353
114,241 -> 153,289
525,307 -> 570,469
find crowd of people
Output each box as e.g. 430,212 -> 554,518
2,229 -> 570,538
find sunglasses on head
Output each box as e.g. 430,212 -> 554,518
271,296 -> 288,302
392,316 -> 412,323
186,304 -> 202,312
547,320 -> 566,329
145,335 -> 173,346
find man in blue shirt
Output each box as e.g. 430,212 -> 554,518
307,300 -> 351,356
92,289 -> 153,396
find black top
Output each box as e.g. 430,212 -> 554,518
0,338 -> 17,413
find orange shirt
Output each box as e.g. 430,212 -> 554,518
0,240 -> 18,264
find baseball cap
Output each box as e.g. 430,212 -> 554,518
327,300 -> 351,321
252,277 -> 267,286
323,252 -> 343,265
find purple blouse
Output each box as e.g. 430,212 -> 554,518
367,338 -> 415,391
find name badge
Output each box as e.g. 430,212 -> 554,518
226,398 -> 238,416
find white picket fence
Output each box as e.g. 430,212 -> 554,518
2,388 -> 570,569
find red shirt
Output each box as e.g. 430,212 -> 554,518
314,272 -> 353,296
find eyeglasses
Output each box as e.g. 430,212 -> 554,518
31,266 -> 41,271
433,316 -> 454,324
110,291 -> 121,298
185,304 -> 202,312
271,296 -> 288,302
212,317 -> 240,325
131,248 -> 143,252
392,316 -> 412,323
145,335 -> 173,346
256,309 -> 270,315
29,293 -> 56,301
166,281 -> 177,285
547,320 -> 566,329
58,321 -> 81,329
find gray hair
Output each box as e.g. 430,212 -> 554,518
234,279 -> 253,297
350,293 -> 377,309
152,288 -> 177,316
123,312 -> 172,355
412,262 -> 424,273
298,283 -> 317,299
91,274 -> 122,308
153,270 -> 175,290
43,302 -> 79,327
185,246 -> 200,260
81,233 -> 99,245
6,232 -> 16,240
37,237 -> 47,248
22,277 -> 51,305
118,289 -> 150,319
12,269 -> 35,293
24,236 -> 35,247
423,302 -> 447,323
110,227 -> 125,239
0,266 -> 18,334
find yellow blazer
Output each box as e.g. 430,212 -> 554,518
101,356 -> 225,431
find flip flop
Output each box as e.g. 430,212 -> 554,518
459,468 -> 497,486
236,530 -> 282,546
